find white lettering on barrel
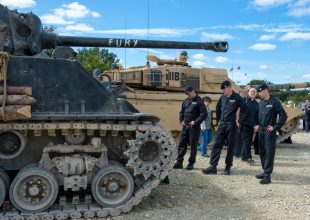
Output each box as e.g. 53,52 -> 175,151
124,39 -> 130,47
116,39 -> 122,47
108,39 -> 113,46
133,40 -> 138,47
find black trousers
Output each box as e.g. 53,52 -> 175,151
306,118 -> 310,132
258,130 -> 277,175
241,125 -> 254,160
234,128 -> 242,157
253,133 -> 259,155
176,124 -> 201,165
210,123 -> 236,167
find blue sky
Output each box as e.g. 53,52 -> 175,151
1,0 -> 310,85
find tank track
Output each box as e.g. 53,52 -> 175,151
0,120 -> 177,219
0,177 -> 160,219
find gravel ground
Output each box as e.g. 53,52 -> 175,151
113,132 -> 310,220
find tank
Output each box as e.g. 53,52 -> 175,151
0,4 -> 228,218
104,52 -> 309,143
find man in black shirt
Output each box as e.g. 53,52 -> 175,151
241,87 -> 259,164
202,80 -> 247,175
173,86 -> 207,170
306,104 -> 310,132
256,84 -> 287,184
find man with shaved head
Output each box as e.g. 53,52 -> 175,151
240,87 -> 259,164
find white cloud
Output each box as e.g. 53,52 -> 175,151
259,64 -> 268,70
192,61 -> 206,67
0,0 -> 36,8
65,23 -> 95,32
91,12 -> 101,18
215,56 -> 228,63
287,6 -> 310,17
259,34 -> 276,40
303,73 -> 310,78
251,0 -> 310,17
210,23 -> 310,33
58,2 -> 100,19
201,32 -> 234,41
41,15 -> 74,25
192,53 -> 206,60
63,27 -> 194,37
293,0 -> 310,8
41,2 -> 100,25
96,28 -> 194,37
251,0 -> 292,8
280,32 -> 310,40
249,43 -> 276,51
287,0 -> 310,17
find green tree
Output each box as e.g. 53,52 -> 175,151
77,48 -> 120,74
247,79 -> 273,86
271,90 -> 310,105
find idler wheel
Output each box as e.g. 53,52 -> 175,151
0,131 -> 26,159
91,165 -> 134,207
9,167 -> 58,213
0,169 -> 10,207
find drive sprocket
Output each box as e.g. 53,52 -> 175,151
124,127 -> 176,180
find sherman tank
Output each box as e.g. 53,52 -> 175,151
104,52 -> 309,143
0,4 -> 229,219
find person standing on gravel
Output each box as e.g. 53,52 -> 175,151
173,86 -> 207,170
198,96 -> 213,157
305,104 -> 310,132
240,87 -> 259,164
255,84 -> 287,184
202,80 -> 247,175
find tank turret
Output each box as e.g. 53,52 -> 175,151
0,4 -> 228,55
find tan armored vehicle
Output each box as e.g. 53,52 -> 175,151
104,52 -> 310,143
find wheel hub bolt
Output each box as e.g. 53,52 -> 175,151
107,181 -> 119,192
28,185 -> 40,196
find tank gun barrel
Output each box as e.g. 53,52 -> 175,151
52,35 -> 228,52
252,82 -> 310,90
0,4 -> 228,55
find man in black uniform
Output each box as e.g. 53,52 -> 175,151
256,84 -> 287,184
241,87 -> 259,164
173,86 -> 206,170
202,80 -> 247,175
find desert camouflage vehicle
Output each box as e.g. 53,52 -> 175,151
0,4 -> 228,219
104,52 -> 309,143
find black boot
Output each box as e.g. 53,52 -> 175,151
255,173 -> 265,179
173,162 -> 183,169
259,175 -> 271,184
202,165 -> 217,174
185,163 -> 194,170
160,176 -> 170,185
223,166 -> 231,175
